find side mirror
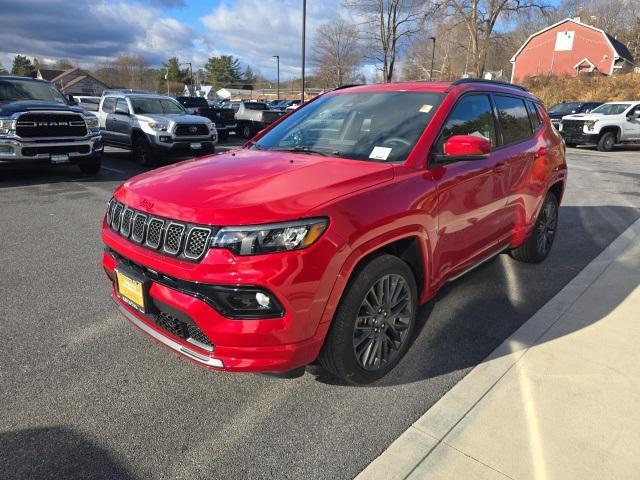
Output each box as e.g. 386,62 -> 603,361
114,107 -> 129,116
634,110 -> 640,118
443,134 -> 491,159
67,94 -> 78,105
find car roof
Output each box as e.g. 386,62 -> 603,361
602,101 -> 639,105
0,75 -> 50,84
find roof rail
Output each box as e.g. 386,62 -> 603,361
447,78 -> 528,92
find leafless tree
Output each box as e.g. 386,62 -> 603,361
438,0 -> 549,77
344,0 -> 432,82
312,19 -> 362,88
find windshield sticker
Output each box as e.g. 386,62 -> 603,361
369,146 -> 392,160
419,104 -> 433,113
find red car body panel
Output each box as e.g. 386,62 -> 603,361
102,81 -> 567,373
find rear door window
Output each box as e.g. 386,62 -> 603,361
438,94 -> 497,150
102,97 -> 115,113
494,95 -> 533,145
116,98 -> 129,114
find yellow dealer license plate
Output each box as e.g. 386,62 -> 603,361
116,269 -> 146,312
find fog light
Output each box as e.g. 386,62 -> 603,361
255,292 -> 271,308
194,285 -> 284,319
159,136 -> 171,142
0,144 -> 15,156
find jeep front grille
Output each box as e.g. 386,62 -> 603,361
154,311 -> 213,349
107,200 -> 214,261
16,112 -> 87,138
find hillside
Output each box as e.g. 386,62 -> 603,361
522,74 -> 640,107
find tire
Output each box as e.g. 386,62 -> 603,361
510,192 -> 559,264
78,158 -> 101,174
319,254 -> 418,385
132,136 -> 154,166
241,123 -> 254,139
597,131 -> 615,152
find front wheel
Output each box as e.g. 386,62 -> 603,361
510,192 -> 559,263
132,137 -> 154,166
597,131 -> 615,152
319,255 -> 418,384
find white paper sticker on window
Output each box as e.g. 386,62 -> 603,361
419,104 -> 433,113
369,146 -> 392,160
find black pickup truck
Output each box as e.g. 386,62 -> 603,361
175,96 -> 236,140
0,76 -> 103,173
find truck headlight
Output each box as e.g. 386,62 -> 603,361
84,115 -> 100,133
211,218 -> 328,255
557,122 -> 563,132
147,121 -> 169,132
0,119 -> 16,135
208,122 -> 216,131
584,121 -> 596,131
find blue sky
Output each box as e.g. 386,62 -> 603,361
0,0 -> 344,79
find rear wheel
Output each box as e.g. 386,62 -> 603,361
78,158 -> 101,174
132,136 -> 154,166
597,131 -> 615,152
510,192 -> 558,263
241,123 -> 254,139
319,255 -> 418,384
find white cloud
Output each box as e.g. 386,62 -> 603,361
199,0 -> 345,78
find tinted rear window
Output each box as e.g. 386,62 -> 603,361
178,97 -> 208,108
245,102 -> 268,110
494,95 -> 532,145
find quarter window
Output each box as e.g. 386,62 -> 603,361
494,95 -> 532,144
526,100 -> 542,130
102,97 -> 115,113
438,94 -> 497,150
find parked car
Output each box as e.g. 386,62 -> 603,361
0,76 -> 102,173
73,95 -> 102,112
547,101 -> 602,129
102,79 -> 566,384
284,99 -> 302,111
96,92 -> 217,165
559,101 -> 640,151
175,96 -> 236,140
231,100 -> 286,138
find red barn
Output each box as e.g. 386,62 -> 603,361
510,18 -> 634,83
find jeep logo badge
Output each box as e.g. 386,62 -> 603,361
189,125 -> 198,134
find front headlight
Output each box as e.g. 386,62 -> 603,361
584,121 -> 596,131
211,218 -> 328,255
84,115 -> 99,133
208,122 -> 216,131
147,121 -> 169,132
0,118 -> 16,135
557,122 -> 563,132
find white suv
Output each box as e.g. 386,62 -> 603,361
559,101 -> 640,151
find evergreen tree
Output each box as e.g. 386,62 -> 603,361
204,55 -> 243,88
161,57 -> 190,83
11,55 -> 35,77
242,65 -> 257,84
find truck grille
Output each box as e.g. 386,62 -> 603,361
174,124 -> 209,137
154,311 -> 213,349
16,112 -> 87,138
561,120 -> 585,135
106,199 -> 214,261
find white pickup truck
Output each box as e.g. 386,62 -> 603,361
559,101 -> 640,151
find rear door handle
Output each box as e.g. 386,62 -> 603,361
493,162 -> 506,173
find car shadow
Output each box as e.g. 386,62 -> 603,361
311,205 -> 640,387
0,426 -> 139,480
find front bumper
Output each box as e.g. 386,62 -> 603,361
148,133 -> 216,157
102,222 -> 341,373
560,131 -> 598,145
0,134 -> 103,166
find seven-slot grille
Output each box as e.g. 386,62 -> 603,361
16,112 -> 87,138
106,199 -> 213,261
174,123 -> 209,137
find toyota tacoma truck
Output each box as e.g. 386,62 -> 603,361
96,91 -> 217,165
559,101 -> 640,151
232,100 -> 286,138
0,76 -> 103,173
175,96 -> 236,140
103,79 -> 566,384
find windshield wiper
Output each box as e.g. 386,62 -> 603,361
269,145 -> 339,157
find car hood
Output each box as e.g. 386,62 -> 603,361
135,113 -> 210,124
0,101 -> 85,116
561,113 -> 608,121
115,149 -> 395,225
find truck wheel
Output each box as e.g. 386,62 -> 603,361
78,158 -> 101,174
510,192 -> 558,264
133,137 -> 154,166
241,124 -> 254,139
319,254 -> 418,385
597,132 -> 615,152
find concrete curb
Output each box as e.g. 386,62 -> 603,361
356,216 -> 640,480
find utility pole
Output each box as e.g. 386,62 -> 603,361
301,0 -> 306,103
180,62 -> 194,95
272,55 -> 280,100
429,37 -> 436,81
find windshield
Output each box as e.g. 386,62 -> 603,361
590,103 -> 630,115
254,91 -> 443,163
548,102 -> 582,115
130,97 -> 186,114
0,79 -> 67,104
179,97 -> 208,108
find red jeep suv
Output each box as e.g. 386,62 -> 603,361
102,79 -> 566,384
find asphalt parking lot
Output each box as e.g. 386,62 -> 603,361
1,145 -> 639,480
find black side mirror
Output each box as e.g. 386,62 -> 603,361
67,94 -> 78,105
